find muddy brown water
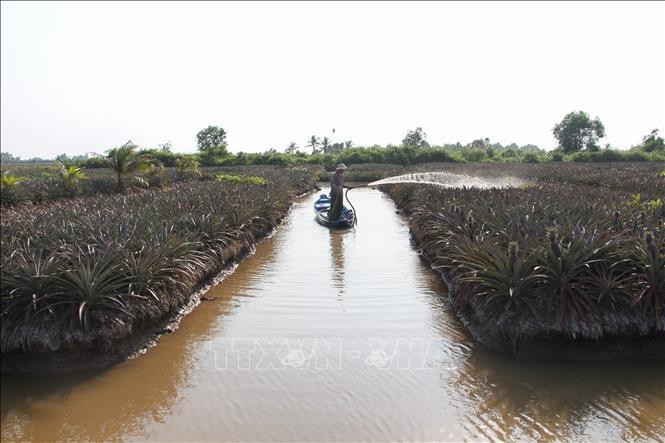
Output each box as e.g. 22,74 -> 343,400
2,184 -> 664,442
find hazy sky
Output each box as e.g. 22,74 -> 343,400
2,1 -> 664,158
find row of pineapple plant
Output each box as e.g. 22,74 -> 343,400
383,168 -> 664,349
0,167 -> 316,354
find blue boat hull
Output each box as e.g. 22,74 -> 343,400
313,194 -> 355,228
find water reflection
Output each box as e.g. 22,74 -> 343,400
447,343 -> 665,441
2,331 -> 192,441
329,230 -> 346,293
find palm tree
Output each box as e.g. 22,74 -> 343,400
106,141 -> 158,190
175,156 -> 201,180
54,160 -> 87,194
344,140 -> 353,149
0,172 -> 23,205
0,173 -> 22,191
307,135 -> 320,155
285,142 -> 298,154
321,137 -> 330,154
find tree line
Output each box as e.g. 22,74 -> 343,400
2,110 -> 663,168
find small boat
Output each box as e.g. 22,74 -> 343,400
313,194 -> 355,228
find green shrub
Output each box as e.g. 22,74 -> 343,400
458,147 -> 488,163
133,149 -> 179,167
522,152 -> 540,163
549,150 -> 565,162
623,150 -> 651,162
78,156 -> 110,169
215,174 -> 266,185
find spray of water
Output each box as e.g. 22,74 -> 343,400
367,171 -> 524,189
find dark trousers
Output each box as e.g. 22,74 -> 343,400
330,190 -> 343,220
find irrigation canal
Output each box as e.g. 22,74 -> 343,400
2,183 -> 664,441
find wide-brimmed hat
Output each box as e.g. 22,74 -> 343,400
336,163 -> 347,171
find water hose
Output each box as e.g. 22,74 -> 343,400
345,185 -> 367,226
344,188 -> 357,225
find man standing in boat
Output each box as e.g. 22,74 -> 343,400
329,163 -> 352,220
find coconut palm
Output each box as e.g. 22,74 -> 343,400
175,157 -> 202,180
0,172 -> 23,205
55,160 -> 87,195
307,136 -> 320,155
321,137 -> 330,154
0,173 -> 22,191
106,141 -> 158,190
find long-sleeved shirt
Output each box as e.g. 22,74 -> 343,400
330,172 -> 344,195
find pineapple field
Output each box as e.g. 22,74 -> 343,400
0,166 -> 317,372
1,161 -> 663,372
381,162 -> 664,358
